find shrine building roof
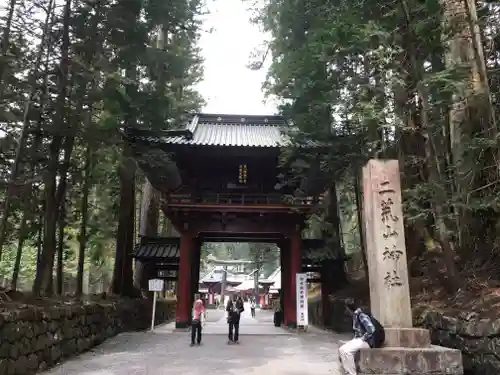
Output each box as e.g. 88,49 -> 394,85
126,113 -> 299,148
132,237 -> 180,261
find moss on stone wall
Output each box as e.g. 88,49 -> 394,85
0,298 -> 175,375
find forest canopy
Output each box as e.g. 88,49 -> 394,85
250,0 -> 500,291
1,0 -> 500,298
0,0 -> 205,296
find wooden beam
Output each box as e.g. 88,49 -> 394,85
200,233 -> 283,243
302,265 -> 321,272
308,278 -> 322,283
163,203 -> 317,214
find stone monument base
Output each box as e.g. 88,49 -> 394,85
357,346 -> 463,375
383,327 -> 431,348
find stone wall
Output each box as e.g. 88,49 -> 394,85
0,298 -> 175,375
309,297 -> 498,375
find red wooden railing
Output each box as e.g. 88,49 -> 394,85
166,192 -> 324,206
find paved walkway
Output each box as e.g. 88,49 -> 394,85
43,303 -> 347,375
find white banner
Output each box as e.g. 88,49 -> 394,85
296,273 -> 308,326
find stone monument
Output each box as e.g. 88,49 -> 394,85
359,159 -> 463,375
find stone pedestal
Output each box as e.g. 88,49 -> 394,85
357,346 -> 463,375
383,328 -> 431,348
359,160 -> 463,375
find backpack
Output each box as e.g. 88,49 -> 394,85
358,312 -> 385,348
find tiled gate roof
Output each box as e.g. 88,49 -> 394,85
128,113 -> 292,148
132,237 -> 180,261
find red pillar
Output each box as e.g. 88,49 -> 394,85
321,261 -> 332,328
281,243 -> 290,326
287,232 -> 302,328
278,243 -> 284,322
176,233 -> 193,328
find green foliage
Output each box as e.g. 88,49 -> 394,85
0,243 -> 38,289
252,0 -> 500,274
0,0 -> 205,293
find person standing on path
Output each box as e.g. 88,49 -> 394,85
250,299 -> 256,318
190,299 -> 205,346
226,295 -> 244,344
273,297 -> 282,327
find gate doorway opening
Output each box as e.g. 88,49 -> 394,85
197,242 -> 280,311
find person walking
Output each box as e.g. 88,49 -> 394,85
226,295 -> 244,344
190,299 -> 205,346
250,299 -> 256,318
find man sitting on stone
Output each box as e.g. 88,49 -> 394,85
339,300 -> 384,375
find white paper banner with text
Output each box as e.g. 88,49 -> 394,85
296,273 -> 308,326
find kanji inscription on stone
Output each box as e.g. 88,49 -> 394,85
362,159 -> 412,328
381,198 -> 399,223
383,245 -> 403,261
378,180 -> 395,195
383,224 -> 399,239
377,179 -> 404,288
384,270 -> 403,288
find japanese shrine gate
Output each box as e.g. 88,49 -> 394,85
124,113 -> 346,328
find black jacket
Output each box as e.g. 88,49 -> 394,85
226,300 -> 244,323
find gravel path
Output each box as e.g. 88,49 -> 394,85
43,304 -> 346,375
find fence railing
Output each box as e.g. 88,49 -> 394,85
166,192 -> 324,206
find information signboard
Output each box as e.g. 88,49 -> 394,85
296,273 -> 309,327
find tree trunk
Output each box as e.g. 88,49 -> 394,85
72,0 -> 104,297
33,0 -> 72,296
325,181 -> 343,257
0,0 -> 17,93
354,169 -> 369,279
36,210 -> 43,278
110,0 -> 143,297
401,0 -> 460,292
441,0 -> 498,254
76,145 -> 92,297
8,40 -> 49,292
463,0 -> 496,131
11,212 -> 27,290
134,179 -> 159,296
139,180 -> 159,237
135,181 -> 142,244
56,207 -> 66,295
0,0 -> 55,262
111,144 -> 137,296
53,124 -> 76,297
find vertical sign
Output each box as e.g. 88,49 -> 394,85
148,279 -> 164,332
296,273 -> 308,326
